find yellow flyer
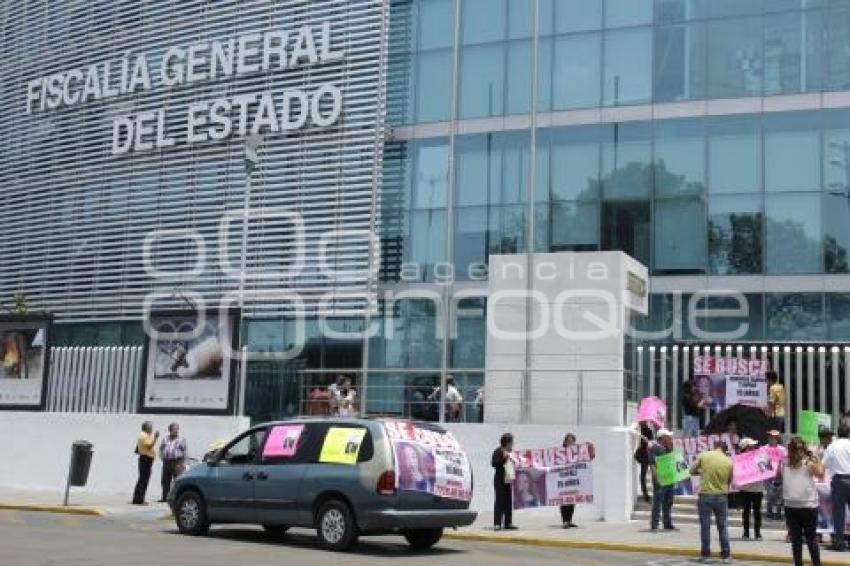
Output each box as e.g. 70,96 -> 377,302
319,427 -> 366,465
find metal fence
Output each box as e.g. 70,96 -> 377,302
636,344 -> 850,432
46,346 -> 144,413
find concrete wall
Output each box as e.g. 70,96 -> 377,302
0,412 -> 249,494
485,251 -> 648,426
444,423 -> 634,523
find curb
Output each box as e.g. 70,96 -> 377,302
445,532 -> 849,566
0,503 -> 106,517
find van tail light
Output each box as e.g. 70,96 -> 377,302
377,470 -> 396,496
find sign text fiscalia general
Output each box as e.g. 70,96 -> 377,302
24,22 -> 345,155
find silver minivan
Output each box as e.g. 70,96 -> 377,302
168,417 -> 477,551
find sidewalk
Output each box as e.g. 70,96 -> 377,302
446,511 -> 850,565
0,487 -> 170,519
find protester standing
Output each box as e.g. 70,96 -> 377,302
560,433 -> 579,529
823,423 -> 850,551
492,433 -> 517,531
784,436 -> 824,566
649,429 -> 678,531
159,422 -> 188,502
328,375 -> 344,416
682,380 -> 704,437
765,430 -> 787,521
691,441 -> 734,563
767,371 -> 786,433
337,376 -> 358,417
737,438 -> 764,540
634,421 -> 654,503
132,421 -> 158,505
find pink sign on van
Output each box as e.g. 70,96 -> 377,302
263,424 -> 304,458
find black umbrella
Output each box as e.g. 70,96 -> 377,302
704,404 -> 771,445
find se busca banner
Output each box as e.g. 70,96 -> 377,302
510,444 -> 596,509
385,420 -> 472,502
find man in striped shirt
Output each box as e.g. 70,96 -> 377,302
159,423 -> 187,503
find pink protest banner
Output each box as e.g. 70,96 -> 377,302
732,447 -> 781,488
636,396 -> 666,428
263,424 -> 304,458
510,443 -> 596,509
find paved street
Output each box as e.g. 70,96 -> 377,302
0,510 -> 779,566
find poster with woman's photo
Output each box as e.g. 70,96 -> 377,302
141,311 -> 237,413
385,420 -> 472,501
510,444 -> 596,509
0,317 -> 49,409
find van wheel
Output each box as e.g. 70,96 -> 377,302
262,524 -> 289,537
316,500 -> 358,551
403,528 -> 443,550
175,491 -> 209,536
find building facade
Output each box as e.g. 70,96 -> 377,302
2,0 -> 850,422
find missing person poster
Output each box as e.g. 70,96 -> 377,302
0,316 -> 49,409
693,356 -> 768,411
732,447 -> 781,488
141,311 -> 236,412
672,433 -> 740,495
510,443 -> 596,509
384,420 -> 472,501
263,424 -> 304,458
655,451 -> 690,487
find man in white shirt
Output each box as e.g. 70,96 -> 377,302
823,424 -> 850,551
430,376 -> 464,422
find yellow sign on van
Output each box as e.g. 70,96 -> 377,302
319,427 -> 366,465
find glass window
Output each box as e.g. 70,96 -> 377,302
765,193 -> 822,273
828,293 -> 850,340
455,133 -> 530,207
708,115 -> 762,193
654,0 -> 705,24
827,7 -> 850,90
417,0 -> 456,50
508,0 -> 534,39
407,209 -> 447,282
461,0 -> 506,44
549,126 -> 601,201
764,114 -> 821,192
415,49 -> 453,123
540,0 -> 603,34
824,110 -> 850,195
603,27 -> 652,106
654,21 -> 707,103
763,11 -> 823,95
605,0 -> 653,28
506,40 -> 533,114
824,193 -> 850,273
708,194 -> 763,274
601,201 -> 651,265
412,139 -> 449,209
708,17 -> 763,98
454,205 -> 526,277
459,43 -> 505,118
654,119 -> 706,197
545,33 -> 602,110
550,201 -> 600,251
452,298 -> 487,368
654,197 -> 707,273
708,0 -> 763,18
602,122 -> 653,199
766,293 -> 825,340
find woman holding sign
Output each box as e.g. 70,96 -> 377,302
560,433 -> 579,528
491,433 -> 518,531
737,438 -> 764,541
783,436 -> 824,566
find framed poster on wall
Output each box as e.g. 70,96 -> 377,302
0,314 -> 51,410
140,310 -> 239,414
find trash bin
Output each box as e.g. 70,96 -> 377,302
68,441 -> 93,487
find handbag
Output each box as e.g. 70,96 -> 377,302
504,459 -> 516,484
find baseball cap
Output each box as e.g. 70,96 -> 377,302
657,428 -> 673,438
739,437 -> 758,449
